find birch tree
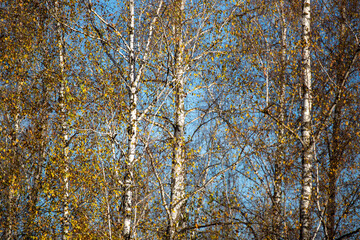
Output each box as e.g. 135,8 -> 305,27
147,1 -> 236,238
54,1 -> 71,238
0,1 -> 52,238
1,0 -> 360,239
167,0 -> 186,239
273,1 -> 287,238
324,1 -> 360,238
0,2 -> 26,237
299,0 -> 312,239
311,0 -> 360,238
80,0 -> 167,238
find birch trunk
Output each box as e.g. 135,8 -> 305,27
300,0 -> 313,239
327,2 -> 346,239
122,0 -> 137,238
327,105 -> 341,240
5,82 -> 21,240
55,1 -> 70,238
24,84 -> 48,238
101,143 -> 113,240
5,180 -> 15,240
168,1 -> 186,239
25,135 -> 45,238
59,28 -> 70,240
273,1 -> 287,238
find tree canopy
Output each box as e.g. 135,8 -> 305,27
1,0 -> 359,239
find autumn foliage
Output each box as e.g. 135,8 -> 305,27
1,0 -> 359,239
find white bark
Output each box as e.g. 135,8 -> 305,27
168,1 -> 186,239
300,0 -> 312,239
123,0 -> 137,239
55,1 -> 70,238
86,1 -> 164,238
273,1 -> 287,238
60,36 -> 70,240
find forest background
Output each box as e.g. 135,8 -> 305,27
1,0 -> 359,239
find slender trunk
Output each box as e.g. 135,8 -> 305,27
100,145 -> 113,240
273,2 -> 287,238
327,2 -> 346,239
123,0 -> 137,239
24,102 -> 47,238
24,135 -> 45,237
326,59 -> 343,240
6,183 -> 15,240
6,157 -> 16,240
55,1 -> 70,238
327,104 -> 341,240
168,1 -> 186,239
299,0 -> 312,239
59,29 -> 70,240
5,82 -> 21,240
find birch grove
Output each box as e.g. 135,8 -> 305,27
1,0 -> 360,239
